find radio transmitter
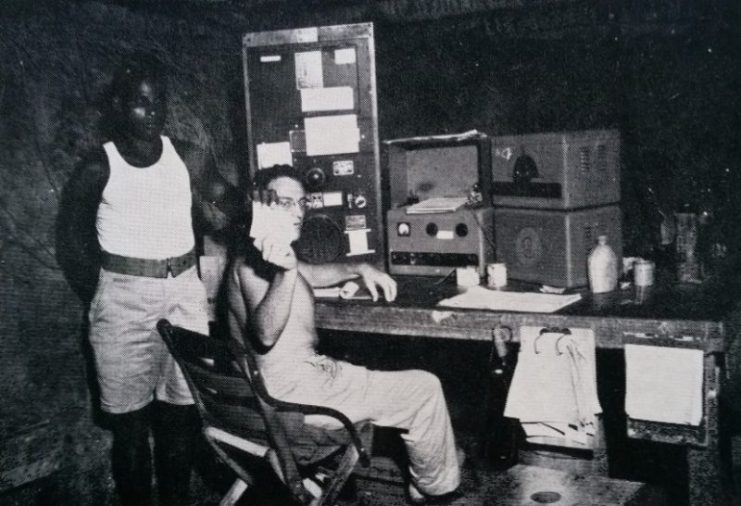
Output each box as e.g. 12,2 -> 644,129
387,206 -> 495,277
242,23 -> 384,266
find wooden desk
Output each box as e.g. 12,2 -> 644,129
315,274 -> 739,506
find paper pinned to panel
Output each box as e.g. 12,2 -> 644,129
624,344 -> 704,426
257,142 -> 292,169
304,114 -> 360,156
345,228 -> 375,256
295,50 -> 323,89
300,86 -> 354,112
334,47 -> 356,64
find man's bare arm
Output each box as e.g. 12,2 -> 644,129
229,256 -> 299,349
299,262 -> 397,302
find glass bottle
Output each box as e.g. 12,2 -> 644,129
588,235 -> 618,294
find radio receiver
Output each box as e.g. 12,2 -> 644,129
384,131 -> 495,277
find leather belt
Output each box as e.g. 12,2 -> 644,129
101,250 -> 196,278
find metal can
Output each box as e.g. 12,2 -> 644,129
633,259 -> 655,287
487,263 -> 507,289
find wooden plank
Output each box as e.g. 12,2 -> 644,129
315,301 -> 725,351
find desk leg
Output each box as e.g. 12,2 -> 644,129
688,446 -> 723,506
687,353 -> 724,506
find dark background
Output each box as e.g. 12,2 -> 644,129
0,0 -> 738,503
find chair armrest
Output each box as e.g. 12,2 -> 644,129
203,426 -> 271,457
227,339 -> 371,467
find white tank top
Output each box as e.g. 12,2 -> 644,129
97,136 -> 195,259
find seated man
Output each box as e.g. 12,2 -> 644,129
226,165 -> 462,504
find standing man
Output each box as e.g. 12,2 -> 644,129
227,165 -> 463,505
57,53 -> 241,506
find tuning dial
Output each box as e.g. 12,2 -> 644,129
426,223 -> 438,237
305,167 -> 326,190
455,223 -> 469,237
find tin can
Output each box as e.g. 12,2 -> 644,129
633,259 -> 655,287
487,263 -> 508,289
456,267 -> 480,287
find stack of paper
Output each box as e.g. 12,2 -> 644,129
406,197 -> 469,214
438,286 -> 582,313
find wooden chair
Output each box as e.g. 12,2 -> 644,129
156,319 -> 374,506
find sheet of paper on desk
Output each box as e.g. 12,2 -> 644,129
438,285 -> 582,313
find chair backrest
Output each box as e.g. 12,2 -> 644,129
156,319 -> 370,504
156,319 -> 273,444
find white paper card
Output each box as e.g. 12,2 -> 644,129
345,228 -> 375,256
257,142 -> 292,169
249,202 -> 295,249
624,344 -> 704,425
260,54 -> 282,63
300,86 -> 354,112
294,51 -> 323,89
322,191 -> 343,207
335,47 -> 356,64
304,114 -> 360,156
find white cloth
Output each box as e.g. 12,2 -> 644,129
504,327 -> 602,445
624,344 -> 704,425
98,136 -> 194,259
261,354 -> 461,497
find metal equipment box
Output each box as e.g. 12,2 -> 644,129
242,23 -> 383,265
491,129 -> 620,210
384,131 -> 491,208
384,131 -> 494,276
494,205 -> 622,288
387,206 -> 495,277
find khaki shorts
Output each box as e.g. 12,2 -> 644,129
88,266 -> 209,414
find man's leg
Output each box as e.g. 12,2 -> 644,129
364,369 -> 461,497
153,401 -> 200,506
278,360 -> 461,497
109,405 -> 153,506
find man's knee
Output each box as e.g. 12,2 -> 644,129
408,369 -> 444,399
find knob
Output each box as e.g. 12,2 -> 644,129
455,223 -> 469,237
426,223 -> 438,237
354,194 -> 367,208
305,167 -> 326,190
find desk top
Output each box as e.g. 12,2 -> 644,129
314,269 -> 741,350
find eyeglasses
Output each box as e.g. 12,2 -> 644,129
275,196 -> 309,211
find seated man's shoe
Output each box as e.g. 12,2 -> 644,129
407,446 -> 467,505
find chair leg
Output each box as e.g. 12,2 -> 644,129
317,446 -> 360,506
220,478 -> 248,506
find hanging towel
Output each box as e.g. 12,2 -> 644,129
624,344 -> 703,426
504,327 -> 602,446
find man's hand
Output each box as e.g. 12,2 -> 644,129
256,233 -> 297,271
357,263 -> 397,302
